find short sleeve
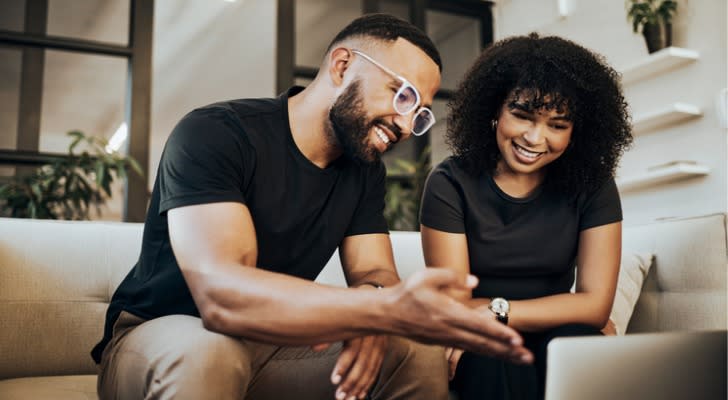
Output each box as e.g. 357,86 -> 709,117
344,162 -> 389,236
158,108 -> 252,214
419,163 -> 466,233
579,177 -> 623,231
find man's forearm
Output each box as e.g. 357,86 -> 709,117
184,262 -> 397,345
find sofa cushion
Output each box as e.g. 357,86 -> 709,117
0,375 -> 97,400
316,231 -> 423,286
610,252 -> 653,335
0,218 -> 142,379
625,214 -> 727,332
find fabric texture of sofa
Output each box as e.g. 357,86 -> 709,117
1,213 -> 726,399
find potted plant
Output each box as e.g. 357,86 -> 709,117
384,146 -> 431,231
626,0 -> 678,53
0,130 -> 143,220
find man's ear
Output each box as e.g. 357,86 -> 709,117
327,47 -> 353,86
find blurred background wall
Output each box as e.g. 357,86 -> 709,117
1,0 -> 725,226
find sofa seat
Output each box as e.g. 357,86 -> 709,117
0,375 -> 97,400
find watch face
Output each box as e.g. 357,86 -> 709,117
491,297 -> 510,314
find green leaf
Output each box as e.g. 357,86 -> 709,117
95,160 -> 105,187
116,160 -> 128,181
67,131 -> 84,153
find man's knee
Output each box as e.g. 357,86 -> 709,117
379,337 -> 449,398
102,315 -> 254,399
389,337 -> 447,371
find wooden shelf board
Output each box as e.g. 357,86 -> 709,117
621,47 -> 699,85
633,102 -> 703,134
617,162 -> 710,192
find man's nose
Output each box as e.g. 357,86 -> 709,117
393,114 -> 413,142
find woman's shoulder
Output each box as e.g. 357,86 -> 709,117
431,156 -> 481,181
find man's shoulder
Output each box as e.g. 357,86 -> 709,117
187,96 -> 280,121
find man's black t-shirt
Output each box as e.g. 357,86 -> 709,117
420,157 -> 622,301
91,87 -> 388,363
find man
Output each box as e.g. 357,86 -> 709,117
92,14 -> 532,400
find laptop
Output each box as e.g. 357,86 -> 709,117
545,330 -> 726,400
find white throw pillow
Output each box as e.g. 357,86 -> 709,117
609,252 -> 654,335
570,252 -> 653,335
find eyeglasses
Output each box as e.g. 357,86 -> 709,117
351,49 -> 436,136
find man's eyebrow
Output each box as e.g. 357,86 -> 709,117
387,78 -> 401,87
551,115 -> 572,121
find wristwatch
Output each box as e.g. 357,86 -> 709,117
489,297 -> 510,325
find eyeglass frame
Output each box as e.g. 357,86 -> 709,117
350,49 -> 436,136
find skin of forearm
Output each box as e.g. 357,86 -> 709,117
466,292 -> 612,333
185,262 -> 399,345
346,268 -> 401,288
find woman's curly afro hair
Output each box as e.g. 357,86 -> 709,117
447,33 -> 633,196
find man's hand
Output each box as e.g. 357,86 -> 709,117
330,335 -> 387,400
387,268 -> 533,365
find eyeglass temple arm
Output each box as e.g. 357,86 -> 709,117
351,49 -> 407,83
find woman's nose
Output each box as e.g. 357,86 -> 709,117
522,123 -> 546,146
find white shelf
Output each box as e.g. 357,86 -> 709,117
617,162 -> 710,192
621,47 -> 699,85
632,102 -> 703,134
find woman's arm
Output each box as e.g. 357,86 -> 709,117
421,222 -> 622,332
504,222 -> 621,331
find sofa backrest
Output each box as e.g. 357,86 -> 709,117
1,214 -> 725,379
0,218 -> 143,379
624,213 -> 727,333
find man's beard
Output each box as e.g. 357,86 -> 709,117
328,80 -> 381,164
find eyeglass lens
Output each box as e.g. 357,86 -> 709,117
395,85 -> 433,135
412,109 -> 434,135
394,86 -> 419,114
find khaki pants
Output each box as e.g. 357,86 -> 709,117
97,312 -> 448,400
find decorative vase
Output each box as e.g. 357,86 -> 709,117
642,22 -> 664,53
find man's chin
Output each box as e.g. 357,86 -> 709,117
345,145 -> 381,165
351,151 -> 381,165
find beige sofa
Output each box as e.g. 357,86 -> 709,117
1,214 -> 726,399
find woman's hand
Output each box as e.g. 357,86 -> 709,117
601,318 -> 617,336
445,346 -> 465,380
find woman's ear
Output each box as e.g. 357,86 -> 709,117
327,47 -> 353,87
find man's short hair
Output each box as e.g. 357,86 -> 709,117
326,13 -> 442,71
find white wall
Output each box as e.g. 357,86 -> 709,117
149,0 -> 277,187
103,0 -> 277,221
494,0 -> 727,225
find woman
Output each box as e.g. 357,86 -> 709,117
420,33 -> 633,400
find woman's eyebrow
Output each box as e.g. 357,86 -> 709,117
508,102 -> 533,112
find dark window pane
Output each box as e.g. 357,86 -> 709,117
0,47 -> 22,151
295,77 -> 313,87
39,49 -> 127,154
295,0 -> 361,68
427,10 -> 481,91
378,0 -> 410,21
46,0 -> 130,45
0,0 -> 26,32
0,166 -> 16,179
